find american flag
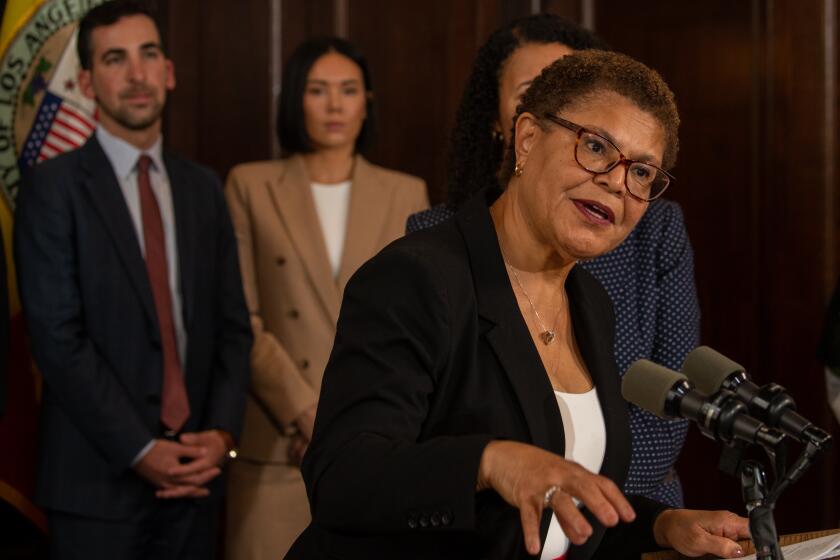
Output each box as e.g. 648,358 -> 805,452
18,91 -> 96,170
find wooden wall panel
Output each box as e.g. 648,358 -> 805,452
162,0 -> 274,179
759,0 -> 839,528
542,0 -> 584,22
281,0 -> 337,63
345,0 -> 531,202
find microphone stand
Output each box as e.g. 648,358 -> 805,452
720,428 -> 831,560
740,460 -> 782,560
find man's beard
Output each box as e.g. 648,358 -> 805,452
98,95 -> 164,131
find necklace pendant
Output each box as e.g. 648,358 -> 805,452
540,330 -> 556,345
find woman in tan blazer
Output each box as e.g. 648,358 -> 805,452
224,37 -> 428,559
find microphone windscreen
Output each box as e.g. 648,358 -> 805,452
682,346 -> 745,395
622,359 -> 687,418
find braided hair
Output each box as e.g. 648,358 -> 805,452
447,14 -> 607,206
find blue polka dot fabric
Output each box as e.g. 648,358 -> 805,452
406,199 -> 699,507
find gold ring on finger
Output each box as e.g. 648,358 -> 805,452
543,485 -> 559,507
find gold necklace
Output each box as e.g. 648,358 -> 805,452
505,262 -> 562,345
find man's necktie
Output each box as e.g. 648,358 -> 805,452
137,155 -> 190,432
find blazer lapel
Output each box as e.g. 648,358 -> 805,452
165,153 -> 196,328
268,155 -> 341,323
456,190 -> 566,456
79,137 -> 158,336
336,156 -> 396,293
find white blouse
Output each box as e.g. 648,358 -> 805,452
541,388 -> 607,560
310,180 -> 352,277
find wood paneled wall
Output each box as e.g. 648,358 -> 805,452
590,0 -> 840,531
161,0 -> 276,177
160,0 -> 840,534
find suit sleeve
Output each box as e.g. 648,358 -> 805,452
14,165 -> 153,471
592,495 -> 670,558
224,168 -> 317,427
302,245 -> 492,534
400,178 -> 429,235
651,201 -> 700,370
203,171 -> 253,438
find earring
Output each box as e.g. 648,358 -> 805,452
514,161 -> 524,177
492,129 -> 503,143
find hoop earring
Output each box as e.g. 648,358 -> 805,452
513,161 -> 524,177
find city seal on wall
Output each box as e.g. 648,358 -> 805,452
0,0 -> 110,208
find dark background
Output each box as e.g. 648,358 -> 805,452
159,0 -> 840,535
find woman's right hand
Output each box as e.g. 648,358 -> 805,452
477,440 -> 636,555
287,403 -> 318,467
295,403 -> 318,441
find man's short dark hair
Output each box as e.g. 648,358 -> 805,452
77,0 -> 161,70
277,37 -> 377,155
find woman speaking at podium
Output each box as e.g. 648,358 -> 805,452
287,51 -> 749,559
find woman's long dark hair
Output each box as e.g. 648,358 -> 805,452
447,14 -> 607,206
277,37 -> 376,155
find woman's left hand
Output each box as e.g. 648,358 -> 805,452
653,509 -> 750,558
287,433 -> 309,467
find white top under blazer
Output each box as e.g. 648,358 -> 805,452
541,388 -> 607,560
310,180 -> 352,278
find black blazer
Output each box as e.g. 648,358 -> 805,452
289,190 -> 666,559
819,276 -> 840,368
14,136 -> 252,519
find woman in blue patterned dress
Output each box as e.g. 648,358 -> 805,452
406,13 -> 698,508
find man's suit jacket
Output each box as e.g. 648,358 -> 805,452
14,136 -> 253,520
288,189 -> 665,560
224,154 -> 428,463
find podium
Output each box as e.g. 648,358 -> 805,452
641,528 -> 840,560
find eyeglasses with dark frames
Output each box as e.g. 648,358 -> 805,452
542,113 -> 674,202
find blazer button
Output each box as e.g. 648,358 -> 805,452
407,517 -> 418,529
430,512 -> 441,527
441,510 -> 453,526
300,359 -> 310,370
276,256 -> 286,266
419,515 -> 429,528
288,309 -> 299,319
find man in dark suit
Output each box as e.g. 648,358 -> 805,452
13,1 -> 252,557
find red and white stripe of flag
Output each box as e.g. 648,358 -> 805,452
38,103 -> 96,162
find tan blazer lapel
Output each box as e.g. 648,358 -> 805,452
337,156 -> 396,292
268,155 -> 342,323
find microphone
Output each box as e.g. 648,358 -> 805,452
681,346 -> 831,448
622,359 -> 784,449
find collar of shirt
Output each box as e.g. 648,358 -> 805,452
96,125 -> 165,178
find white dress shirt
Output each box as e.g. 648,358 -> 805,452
96,126 -> 187,464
